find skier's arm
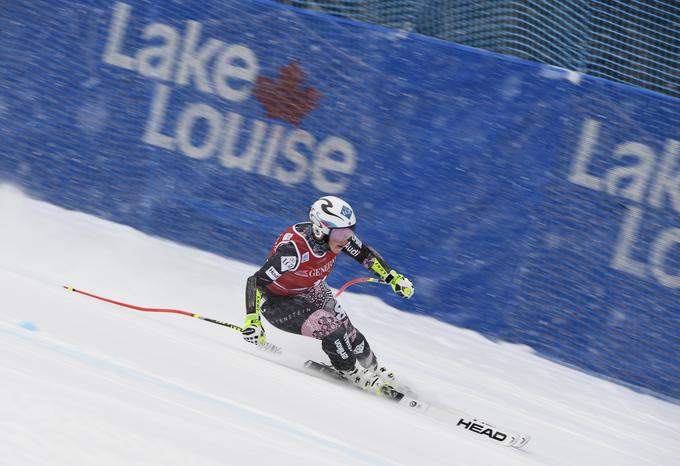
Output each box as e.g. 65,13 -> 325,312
342,235 -> 391,275
245,241 -> 300,315
244,275 -> 263,315
242,242 -> 299,345
342,236 -> 414,298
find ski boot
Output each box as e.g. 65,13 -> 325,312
339,362 -> 386,395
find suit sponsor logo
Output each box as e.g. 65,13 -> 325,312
295,260 -> 335,277
265,266 -> 281,281
282,233 -> 293,241
334,338 -> 349,359
281,255 -> 297,271
344,243 -> 361,256
301,252 -> 310,263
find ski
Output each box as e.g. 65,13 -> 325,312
303,360 -> 429,412
304,360 -> 530,449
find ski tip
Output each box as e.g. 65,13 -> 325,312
509,434 -> 531,449
515,435 -> 531,449
63,285 -> 75,292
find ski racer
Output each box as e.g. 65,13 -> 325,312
242,196 -> 414,393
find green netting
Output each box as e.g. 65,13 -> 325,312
275,0 -> 679,98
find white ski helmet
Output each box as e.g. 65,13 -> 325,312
309,196 -> 357,238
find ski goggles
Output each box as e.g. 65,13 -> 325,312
329,227 -> 354,246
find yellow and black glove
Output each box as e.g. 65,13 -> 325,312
242,313 -> 265,346
384,270 -> 414,299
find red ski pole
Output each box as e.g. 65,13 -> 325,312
63,285 -> 244,331
333,277 -> 387,297
63,285 -> 285,353
63,277 -> 385,350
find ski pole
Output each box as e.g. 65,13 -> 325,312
334,277 -> 387,297
62,285 -> 283,353
63,277 -> 385,349
63,286 -> 243,330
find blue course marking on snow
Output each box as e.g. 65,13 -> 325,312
0,323 -> 398,466
17,321 -> 38,332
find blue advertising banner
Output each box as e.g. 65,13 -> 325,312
1,1 -> 678,398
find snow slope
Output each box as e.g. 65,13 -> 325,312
1,185 -> 678,466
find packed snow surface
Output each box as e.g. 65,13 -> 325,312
1,186 -> 678,465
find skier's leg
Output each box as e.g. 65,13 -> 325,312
261,285 -> 391,391
319,325 -> 356,371
309,284 -> 396,389
336,310 -> 377,368
322,289 -> 400,387
259,292 -> 311,334
311,282 -> 377,368
260,289 -> 357,371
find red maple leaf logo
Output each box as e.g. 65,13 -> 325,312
254,60 -> 321,126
